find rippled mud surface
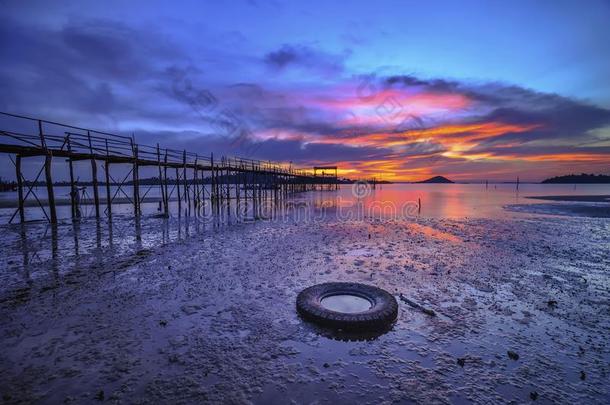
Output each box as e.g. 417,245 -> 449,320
1,210 -> 609,404
507,202 -> 610,218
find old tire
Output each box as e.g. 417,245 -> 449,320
296,282 -> 398,331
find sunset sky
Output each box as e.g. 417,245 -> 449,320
1,0 -> 609,181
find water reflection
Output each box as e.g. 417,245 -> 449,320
0,196 -> 337,297
320,294 -> 372,313
339,183 -> 610,219
2,183 -> 609,300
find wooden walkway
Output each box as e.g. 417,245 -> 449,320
0,112 -> 341,223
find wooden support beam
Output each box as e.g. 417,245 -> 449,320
131,139 -> 140,216
182,151 -> 189,208
163,149 -> 169,216
38,120 -> 57,224
38,120 -> 46,149
67,137 -> 76,218
175,167 -> 181,214
15,154 -> 25,223
88,132 -> 100,218
193,156 -> 199,207
156,144 -> 166,215
44,152 -> 57,223
210,153 -> 215,203
104,139 -> 112,218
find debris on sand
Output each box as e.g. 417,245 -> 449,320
399,294 -> 436,316
181,304 -> 202,315
530,391 -> 538,400
507,350 -> 519,361
457,358 -> 466,367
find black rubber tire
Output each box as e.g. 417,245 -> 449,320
296,282 -> 398,331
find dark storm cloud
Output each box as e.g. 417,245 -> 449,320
0,17 -> 179,83
131,128 -> 390,165
251,138 -> 389,163
383,74 -> 500,105
263,44 -> 346,76
385,75 -> 462,94
386,74 -> 610,134
469,96 -> 610,148
382,74 -> 610,148
0,16 -> 186,124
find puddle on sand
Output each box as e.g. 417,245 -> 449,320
320,294 -> 372,313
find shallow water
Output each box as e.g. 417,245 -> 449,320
2,183 -> 609,223
335,183 -> 610,219
320,294 -> 372,313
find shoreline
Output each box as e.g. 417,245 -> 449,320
526,195 -> 610,202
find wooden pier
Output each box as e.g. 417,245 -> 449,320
0,112 -> 341,223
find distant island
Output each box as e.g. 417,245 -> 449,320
542,174 -> 610,184
416,176 -> 454,184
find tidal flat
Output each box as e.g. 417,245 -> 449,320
0,188 -> 609,404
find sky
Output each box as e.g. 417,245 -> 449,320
1,0 -> 609,182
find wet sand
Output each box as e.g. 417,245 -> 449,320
0,211 -> 609,404
507,202 -> 610,218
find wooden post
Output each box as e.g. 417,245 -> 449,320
193,156 -> 199,207
210,153 -> 215,203
222,159 -> 225,204
163,149 -> 169,216
15,154 -> 25,223
182,151 -> 189,208
257,163 -> 262,202
226,165 -> 231,201
156,144 -> 166,214
236,163 -> 240,203
335,167 -> 338,190
44,152 -> 57,223
67,137 -> 76,218
226,165 -> 231,213
216,157 -> 220,205
131,138 -> 140,216
176,167 -> 182,214
104,139 -> 112,218
88,131 -> 100,218
39,120 -> 57,224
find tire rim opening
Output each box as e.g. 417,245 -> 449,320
320,294 -> 372,314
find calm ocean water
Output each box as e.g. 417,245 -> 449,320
1,183 -> 609,223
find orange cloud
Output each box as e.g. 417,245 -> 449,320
309,122 -> 541,151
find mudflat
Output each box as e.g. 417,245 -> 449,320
1,211 -> 608,404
